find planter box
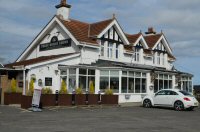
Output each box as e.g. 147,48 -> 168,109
21,96 -> 32,109
4,93 -> 22,105
58,94 -> 72,106
88,94 -> 99,105
101,95 -> 118,105
41,94 -> 56,107
75,94 -> 86,105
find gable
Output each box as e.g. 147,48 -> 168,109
16,16 -> 80,62
98,19 -> 129,45
152,35 -> 172,54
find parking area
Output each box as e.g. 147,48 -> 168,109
0,105 -> 200,132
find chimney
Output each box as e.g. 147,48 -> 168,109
55,0 -> 71,21
145,27 -> 156,35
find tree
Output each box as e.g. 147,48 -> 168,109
11,78 -> 17,93
89,80 -> 95,94
59,79 -> 68,94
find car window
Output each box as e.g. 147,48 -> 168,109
179,91 -> 191,96
156,90 -> 166,96
169,91 -> 178,95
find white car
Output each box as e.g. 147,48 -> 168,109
142,89 -> 199,111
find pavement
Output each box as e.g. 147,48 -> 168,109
0,105 -> 200,132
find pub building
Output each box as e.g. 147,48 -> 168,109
2,0 -> 193,104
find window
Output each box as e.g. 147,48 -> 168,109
108,42 -> 113,58
100,70 -> 119,93
116,44 -> 119,59
154,74 -> 173,93
45,78 -> 52,86
121,71 -> 147,93
69,68 -> 76,92
101,40 -> 105,56
157,53 -> 161,65
135,48 -> 140,62
181,76 -> 192,93
79,69 -> 95,92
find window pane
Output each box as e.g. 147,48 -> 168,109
159,79 -> 163,90
189,81 -> 192,93
135,72 -> 141,77
88,69 -> 95,75
79,76 -> 86,92
79,69 -> 87,75
110,71 -> 119,76
159,74 -> 163,79
100,70 -> 109,76
164,80 -> 168,89
169,80 -> 172,89
164,75 -> 168,79
61,70 -> 67,75
129,71 -> 134,77
128,78 -> 134,93
100,77 -> 109,92
121,77 -> 127,93
169,75 -> 172,79
154,79 -> 158,93
135,78 -> 140,93
142,73 -> 146,77
69,68 -> 76,75
110,77 -> 119,93
122,71 -> 127,76
88,76 -> 95,92
142,79 -> 146,93
69,75 -> 76,92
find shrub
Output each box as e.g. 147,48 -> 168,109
11,78 -> 17,93
59,80 -> 68,94
75,87 -> 83,94
42,87 -> 53,94
104,88 -> 113,95
89,80 -> 95,94
27,79 -> 34,95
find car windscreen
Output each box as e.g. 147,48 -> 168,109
179,91 -> 192,96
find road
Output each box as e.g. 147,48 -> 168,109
0,105 -> 200,132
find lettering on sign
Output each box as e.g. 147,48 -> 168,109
40,36 -> 71,51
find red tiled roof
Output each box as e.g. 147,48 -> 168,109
124,45 -> 134,53
59,17 -> 113,45
5,53 -> 79,68
144,49 -> 153,55
126,33 -> 141,44
144,34 -> 162,48
90,19 -> 113,36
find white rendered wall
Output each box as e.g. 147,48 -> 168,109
26,24 -> 79,60
26,56 -> 80,93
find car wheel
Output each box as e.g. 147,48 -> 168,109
143,99 -> 152,108
174,101 -> 184,111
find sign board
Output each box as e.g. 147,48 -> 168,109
32,89 -> 42,108
39,37 -> 71,51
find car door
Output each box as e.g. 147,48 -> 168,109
153,90 -> 168,106
165,90 -> 178,107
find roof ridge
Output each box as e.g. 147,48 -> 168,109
90,18 -> 113,25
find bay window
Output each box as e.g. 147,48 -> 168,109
154,74 -> 173,93
121,71 -> 147,93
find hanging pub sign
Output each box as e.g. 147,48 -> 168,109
39,36 -> 71,51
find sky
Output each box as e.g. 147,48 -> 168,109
0,0 -> 200,84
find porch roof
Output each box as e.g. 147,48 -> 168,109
59,59 -> 192,76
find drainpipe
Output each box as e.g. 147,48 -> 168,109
23,69 -> 26,95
